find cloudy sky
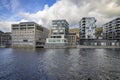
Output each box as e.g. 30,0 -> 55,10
0,0 -> 120,32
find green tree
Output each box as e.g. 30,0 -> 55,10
95,27 -> 103,39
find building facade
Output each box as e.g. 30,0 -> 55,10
79,17 -> 96,40
0,31 -> 4,47
103,18 -> 120,40
0,31 -> 11,47
45,20 -> 69,48
11,22 -> 49,48
67,33 -> 76,48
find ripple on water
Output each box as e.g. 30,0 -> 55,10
0,48 -> 120,80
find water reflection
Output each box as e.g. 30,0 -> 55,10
0,48 -> 120,80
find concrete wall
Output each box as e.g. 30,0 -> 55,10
44,43 -> 67,48
80,39 -> 120,46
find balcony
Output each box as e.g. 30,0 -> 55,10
82,24 -> 85,26
82,29 -> 85,31
117,31 -> 120,33
82,26 -> 85,28
116,23 -> 120,26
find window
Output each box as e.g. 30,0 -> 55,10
88,30 -> 91,32
57,36 -> 61,38
20,25 -> 26,30
59,32 -> 64,34
51,36 -> 61,38
28,24 -> 34,26
53,30 -> 58,32
91,26 -> 95,29
12,28 -> 19,30
64,40 -> 66,42
48,39 -> 61,42
23,39 -> 28,42
51,36 -> 55,38
57,40 -> 61,42
28,27 -> 34,29
59,30 -> 64,32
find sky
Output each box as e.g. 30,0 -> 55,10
0,0 -> 120,32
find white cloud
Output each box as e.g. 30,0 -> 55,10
1,0 -> 120,32
19,0 -> 120,28
0,21 -> 18,32
20,19 -> 28,22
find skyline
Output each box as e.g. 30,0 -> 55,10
0,0 -> 120,32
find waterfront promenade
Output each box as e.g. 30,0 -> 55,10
77,45 -> 120,49
0,45 -> 120,49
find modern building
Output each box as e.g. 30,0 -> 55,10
11,22 -> 49,48
45,20 -> 77,48
79,17 -> 96,45
45,20 -> 69,48
0,31 -> 11,47
79,17 -> 96,40
103,18 -> 120,40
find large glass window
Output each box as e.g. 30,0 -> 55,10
57,36 -> 61,38
48,39 -> 61,42
28,27 -> 34,29
12,25 -> 18,27
59,32 -> 64,34
12,28 -> 19,30
86,27 -> 89,29
20,25 -> 26,30
23,39 -> 28,42
57,39 -> 61,42
51,36 -> 61,38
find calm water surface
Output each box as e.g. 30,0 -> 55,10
0,48 -> 120,80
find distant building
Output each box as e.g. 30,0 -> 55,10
103,18 -> 120,40
67,33 -> 76,48
45,20 -> 69,48
0,31 -> 4,47
79,17 -> 96,40
11,22 -> 49,48
0,31 -> 11,47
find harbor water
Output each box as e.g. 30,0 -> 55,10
0,48 -> 120,80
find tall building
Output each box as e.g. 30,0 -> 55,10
103,18 -> 120,40
11,22 -> 49,48
45,20 -> 69,48
79,17 -> 96,40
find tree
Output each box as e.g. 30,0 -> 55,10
95,27 -> 103,39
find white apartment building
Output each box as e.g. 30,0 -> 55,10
79,17 -> 96,40
11,22 -> 49,48
45,20 -> 69,48
103,18 -> 120,40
